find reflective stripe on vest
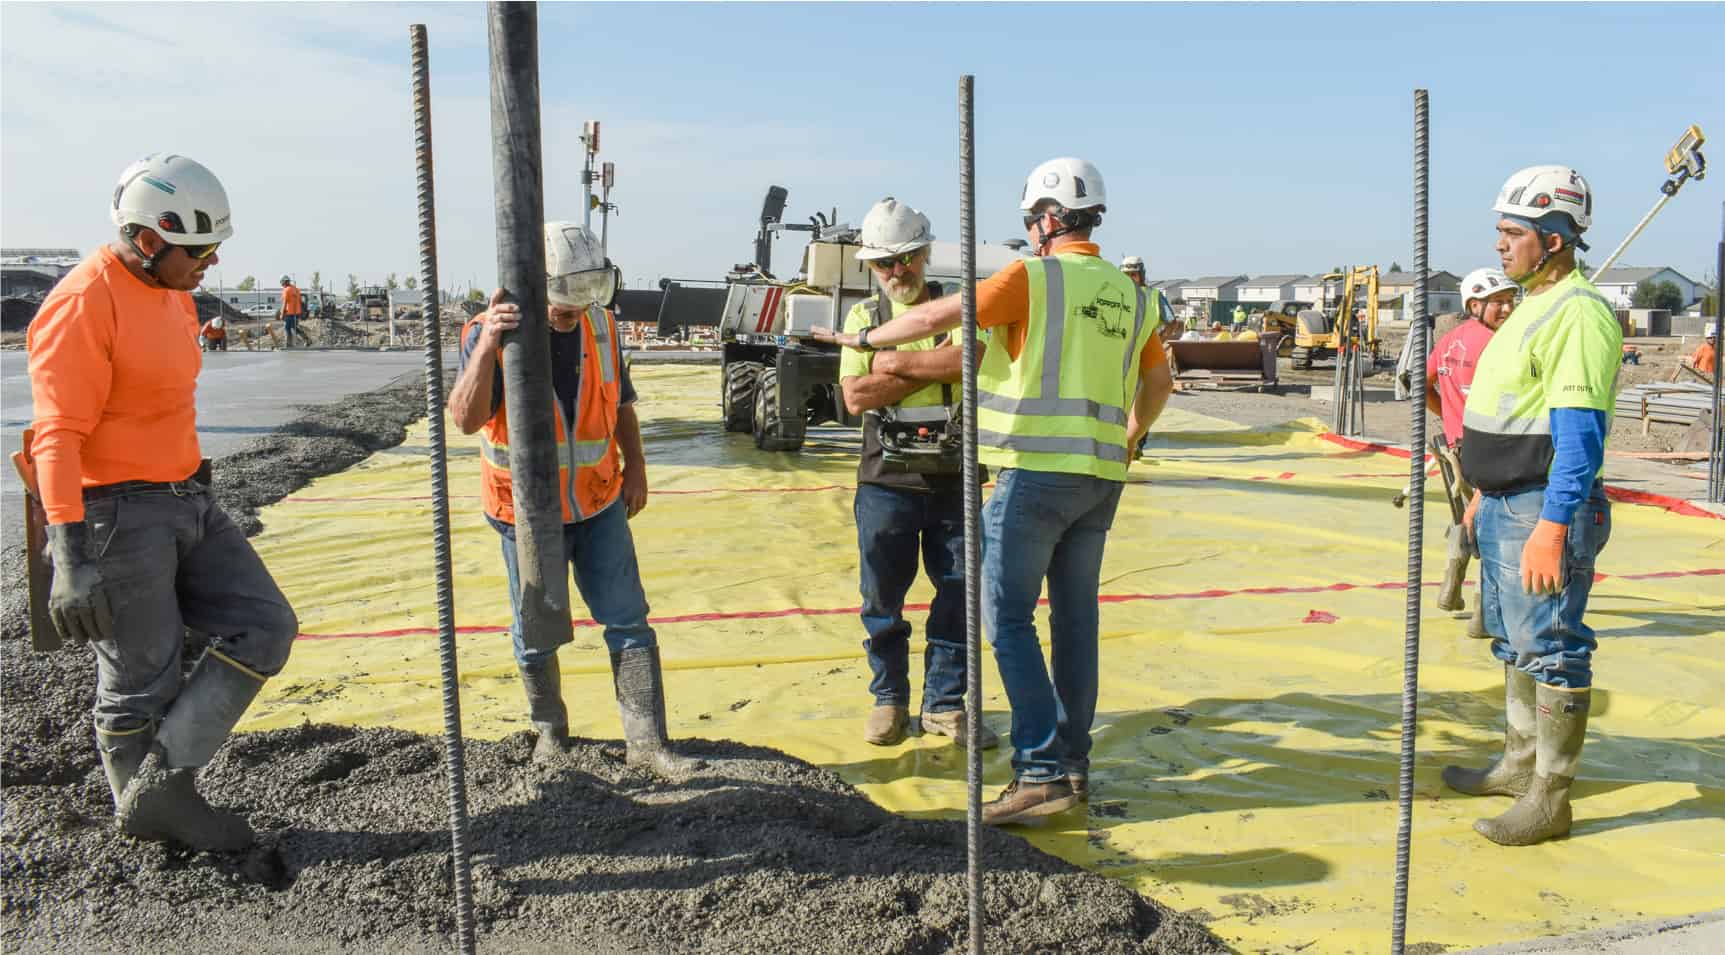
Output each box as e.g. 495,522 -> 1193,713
973,254 -> 1156,479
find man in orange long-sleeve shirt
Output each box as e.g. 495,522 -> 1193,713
26,153 -> 297,851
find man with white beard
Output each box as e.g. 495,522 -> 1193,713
836,197 -> 998,751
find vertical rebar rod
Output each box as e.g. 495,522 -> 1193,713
410,24 -> 476,955
1391,87 -> 1431,955
1710,202 -> 1723,503
958,73 -> 984,955
487,1 -> 572,654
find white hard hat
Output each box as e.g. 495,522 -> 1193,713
1020,157 -> 1107,212
856,197 -> 934,261
1493,164 -> 1592,231
544,221 -> 618,307
1121,255 -> 1145,272
111,153 -> 234,245
1460,267 -> 1518,308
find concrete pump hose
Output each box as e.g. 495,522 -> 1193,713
411,23 -> 478,955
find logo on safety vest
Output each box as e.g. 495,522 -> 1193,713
1076,288 -> 1131,339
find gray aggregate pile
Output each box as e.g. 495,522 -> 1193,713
2,372 -> 1225,954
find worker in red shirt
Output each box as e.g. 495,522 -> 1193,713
1425,267 -> 1518,637
26,153 -> 298,851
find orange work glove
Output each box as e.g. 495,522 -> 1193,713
1520,519 -> 1568,595
1462,490 -> 1481,554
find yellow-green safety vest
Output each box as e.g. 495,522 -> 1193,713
975,254 -> 1159,480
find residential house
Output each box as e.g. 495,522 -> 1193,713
1593,267 -> 1698,309
1237,274 -> 1307,306
1378,269 -> 1461,320
1182,275 -> 1247,308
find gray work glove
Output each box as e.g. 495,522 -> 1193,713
46,522 -> 115,643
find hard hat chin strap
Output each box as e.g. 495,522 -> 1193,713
122,226 -> 167,277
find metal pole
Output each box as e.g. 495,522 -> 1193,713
958,73 -> 984,955
1589,193 -> 1674,281
487,1 -> 573,654
410,24 -> 477,955
1709,205 -> 1723,501
1390,87 -> 1431,955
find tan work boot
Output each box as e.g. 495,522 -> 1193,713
1474,684 -> 1590,846
982,777 -> 1080,826
864,705 -> 910,746
920,709 -> 999,749
1442,665 -> 1536,797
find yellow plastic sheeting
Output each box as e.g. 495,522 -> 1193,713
243,364 -> 1725,954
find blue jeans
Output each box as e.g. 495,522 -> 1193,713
1478,482 -> 1611,689
982,468 -> 1123,782
491,499 -> 655,667
854,483 -> 969,713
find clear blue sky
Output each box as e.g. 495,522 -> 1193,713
3,2 -> 1720,296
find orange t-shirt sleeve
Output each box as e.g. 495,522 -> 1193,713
26,290 -> 116,524
1139,330 -> 1167,374
975,260 -> 1031,360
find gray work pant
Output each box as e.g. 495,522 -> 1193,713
81,486 -> 298,738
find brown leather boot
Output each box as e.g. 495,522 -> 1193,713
863,704 -> 910,746
919,708 -> 999,749
981,777 -> 1080,826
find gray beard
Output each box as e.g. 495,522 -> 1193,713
883,278 -> 925,305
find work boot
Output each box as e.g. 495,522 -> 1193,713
117,751 -> 254,851
1069,774 -> 1090,802
981,777 -> 1080,826
1474,684 -> 1591,846
95,725 -> 153,810
518,657 -> 569,763
864,704 -> 910,746
1442,665 -> 1536,797
1466,601 -> 1490,639
920,709 -> 999,749
611,647 -> 704,778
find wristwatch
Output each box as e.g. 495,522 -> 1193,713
856,327 -> 876,351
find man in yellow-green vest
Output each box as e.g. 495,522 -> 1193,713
1446,165 -> 1621,847
838,197 -> 998,751
816,157 -> 1175,825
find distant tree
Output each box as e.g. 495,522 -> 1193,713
1631,279 -> 1683,311
405,275 -> 417,290
1700,287 -> 1717,317
386,272 -> 399,291
310,270 -> 322,291
467,288 -> 485,303
347,274 -> 360,296
1389,261 -> 1404,274
236,275 -> 256,291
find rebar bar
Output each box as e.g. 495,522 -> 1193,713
958,73 -> 984,955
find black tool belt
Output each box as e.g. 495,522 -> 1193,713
876,406 -> 963,476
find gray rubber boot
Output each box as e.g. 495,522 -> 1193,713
611,646 -> 704,778
1466,601 -> 1490,639
95,725 -> 153,811
1442,665 -> 1536,797
518,657 -> 569,763
1474,684 -> 1590,846
117,651 -> 264,851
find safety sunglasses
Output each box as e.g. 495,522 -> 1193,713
178,242 -> 221,261
867,251 -> 921,271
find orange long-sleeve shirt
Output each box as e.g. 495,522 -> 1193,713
26,246 -> 203,523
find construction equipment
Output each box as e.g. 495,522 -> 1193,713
356,285 -> 390,322
717,186 -> 1022,452
1288,266 -> 1380,368
1259,300 -> 1312,355
1166,336 -> 1283,392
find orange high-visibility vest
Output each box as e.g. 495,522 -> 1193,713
467,306 -> 623,524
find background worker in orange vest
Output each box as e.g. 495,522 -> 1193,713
278,275 -> 310,348
199,314 -> 228,351
449,222 -> 698,776
26,153 -> 298,851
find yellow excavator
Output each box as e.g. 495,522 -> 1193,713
1265,266 -> 1380,368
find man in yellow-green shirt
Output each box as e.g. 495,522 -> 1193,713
839,197 -> 998,752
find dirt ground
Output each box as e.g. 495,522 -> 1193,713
0,374 -> 1224,954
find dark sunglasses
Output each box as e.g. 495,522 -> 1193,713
178,242 -> 221,261
867,251 -> 921,271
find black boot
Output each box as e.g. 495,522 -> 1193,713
116,651 -> 264,851
611,647 -> 704,778
518,657 -> 569,763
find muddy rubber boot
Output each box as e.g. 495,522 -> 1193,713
518,657 -> 569,763
1442,665 -> 1536,797
117,651 -> 265,851
611,646 -> 704,778
95,726 -> 153,811
1474,685 -> 1590,846
1466,601 -> 1490,639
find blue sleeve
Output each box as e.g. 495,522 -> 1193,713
1542,407 -> 1606,525
619,356 -> 638,406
